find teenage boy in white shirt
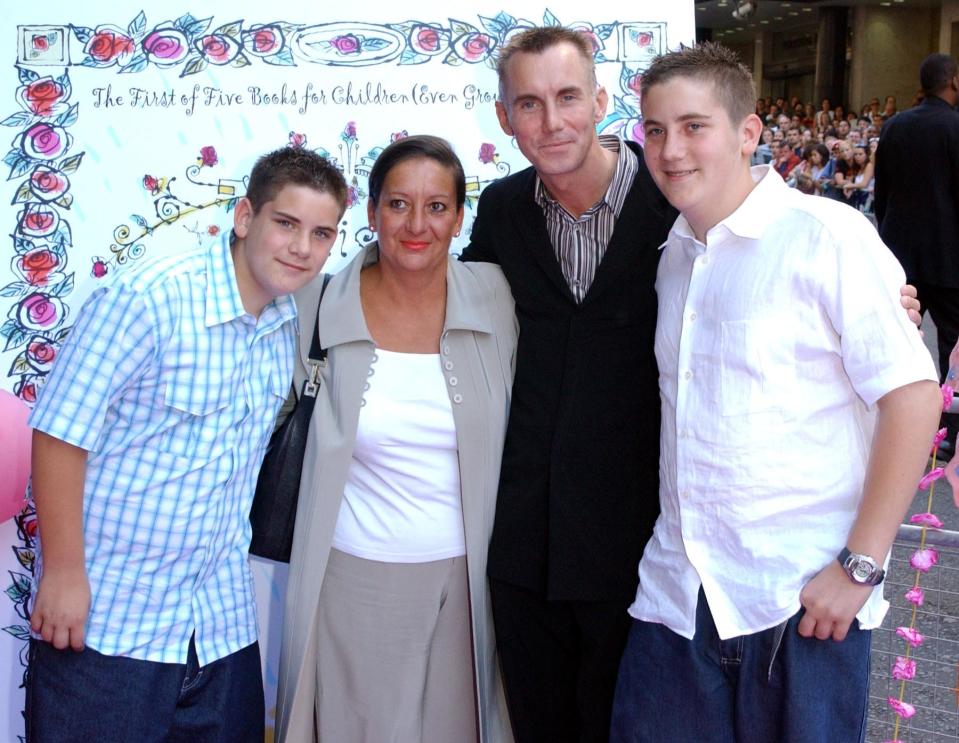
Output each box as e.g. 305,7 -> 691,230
610,43 -> 941,743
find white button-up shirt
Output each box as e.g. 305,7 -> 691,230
628,166 -> 937,640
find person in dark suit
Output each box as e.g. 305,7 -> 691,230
460,26 -> 676,742
875,53 -> 959,445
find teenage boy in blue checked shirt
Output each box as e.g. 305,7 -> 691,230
610,44 -> 941,743
25,147 -> 347,743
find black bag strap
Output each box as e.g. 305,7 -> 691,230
303,273 -> 332,398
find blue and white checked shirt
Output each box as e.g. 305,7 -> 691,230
29,234 -> 298,666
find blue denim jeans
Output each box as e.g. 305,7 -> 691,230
610,590 -> 871,743
25,636 -> 264,743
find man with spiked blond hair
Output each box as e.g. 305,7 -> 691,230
610,42 -> 940,743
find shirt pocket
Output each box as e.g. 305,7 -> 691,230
719,318 -> 796,417
158,368 -> 235,457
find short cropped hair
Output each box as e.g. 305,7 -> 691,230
368,134 -> 466,210
641,42 -> 755,125
495,26 -> 597,102
919,53 -> 958,95
245,147 -> 348,218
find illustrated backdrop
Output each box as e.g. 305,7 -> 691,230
0,1 -> 694,738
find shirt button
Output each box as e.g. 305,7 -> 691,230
444,361 -> 454,370
681,489 -> 690,499
449,376 -> 458,386
453,393 -> 463,404
684,370 -> 693,380
689,312 -> 697,322
679,429 -> 688,439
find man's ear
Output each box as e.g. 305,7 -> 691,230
741,113 -> 764,157
594,85 -> 609,123
495,100 -> 514,136
233,197 -> 254,239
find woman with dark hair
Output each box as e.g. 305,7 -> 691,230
842,144 -> 876,210
275,135 -> 516,743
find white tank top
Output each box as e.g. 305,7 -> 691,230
331,348 -> 465,562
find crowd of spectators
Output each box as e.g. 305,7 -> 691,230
752,93 -> 910,214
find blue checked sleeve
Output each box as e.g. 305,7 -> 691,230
29,283 -> 159,452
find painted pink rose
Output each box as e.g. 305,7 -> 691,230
452,32 -> 495,63
32,35 -> 49,52
91,258 -> 109,279
26,338 -> 57,372
19,77 -> 66,116
143,174 -> 159,193
207,224 -> 221,237
635,32 -> 653,47
199,145 -> 218,167
143,28 -> 189,66
15,379 -> 37,404
17,248 -> 59,285
288,131 -> 307,147
390,130 -> 408,143
85,27 -> 135,64
331,34 -> 361,55
29,165 -> 69,202
244,25 -> 283,56
19,122 -> 70,160
626,73 -> 643,97
631,120 -> 645,146
18,204 -> 59,237
410,25 -> 444,54
16,293 -> 63,330
478,143 -> 496,164
576,28 -> 602,54
344,121 -> 357,139
197,34 -> 240,65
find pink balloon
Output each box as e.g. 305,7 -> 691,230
0,390 -> 31,522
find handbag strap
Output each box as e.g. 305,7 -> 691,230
303,273 -> 332,397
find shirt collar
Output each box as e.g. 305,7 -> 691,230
204,232 -> 296,329
666,165 -> 788,247
533,134 -> 635,218
319,242 -> 492,348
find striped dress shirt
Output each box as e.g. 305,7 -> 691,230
534,135 -> 638,303
29,234 -> 297,666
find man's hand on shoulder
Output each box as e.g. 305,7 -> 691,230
797,560 -> 873,641
900,283 -> 922,328
30,567 -> 91,651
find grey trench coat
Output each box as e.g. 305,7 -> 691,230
275,243 -> 517,743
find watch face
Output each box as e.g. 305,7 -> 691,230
852,559 -> 874,582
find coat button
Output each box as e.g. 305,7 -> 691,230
444,361 -> 454,370
453,393 -> 463,404
443,346 -> 451,355
449,376 -> 458,386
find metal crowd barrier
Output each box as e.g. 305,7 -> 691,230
866,525 -> 959,742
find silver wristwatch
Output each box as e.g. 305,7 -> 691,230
837,547 -> 885,586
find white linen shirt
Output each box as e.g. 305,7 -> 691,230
628,166 -> 937,640
29,234 -> 297,665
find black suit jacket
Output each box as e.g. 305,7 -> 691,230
461,141 -> 677,602
875,95 -> 959,288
